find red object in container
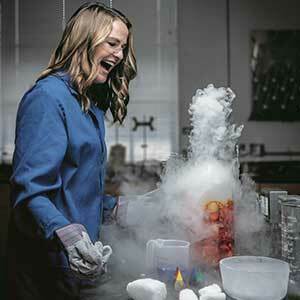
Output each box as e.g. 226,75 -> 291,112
191,199 -> 234,267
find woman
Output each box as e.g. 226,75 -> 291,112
8,2 -> 137,299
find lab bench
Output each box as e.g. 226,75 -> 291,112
95,263 -> 300,300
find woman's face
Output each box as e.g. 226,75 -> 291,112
94,19 -> 129,83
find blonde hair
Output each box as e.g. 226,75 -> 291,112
37,2 -> 137,123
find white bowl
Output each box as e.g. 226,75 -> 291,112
220,256 -> 290,300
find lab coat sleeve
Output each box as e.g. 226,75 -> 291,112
102,194 -> 117,224
10,86 -> 70,240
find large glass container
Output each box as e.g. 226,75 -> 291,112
281,196 -> 300,283
192,199 -> 234,267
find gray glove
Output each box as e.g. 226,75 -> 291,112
55,224 -> 112,279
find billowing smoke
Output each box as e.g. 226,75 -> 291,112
103,84 -> 264,280
155,85 -> 245,243
188,85 -> 243,162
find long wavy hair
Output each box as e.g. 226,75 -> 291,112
37,2 -> 137,123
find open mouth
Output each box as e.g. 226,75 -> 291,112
100,60 -> 115,72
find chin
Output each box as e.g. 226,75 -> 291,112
94,75 -> 107,84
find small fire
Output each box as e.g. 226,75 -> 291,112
192,199 -> 234,266
174,267 -> 185,291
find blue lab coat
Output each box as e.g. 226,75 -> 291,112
9,71 -> 117,272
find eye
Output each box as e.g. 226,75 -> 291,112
107,41 -> 117,47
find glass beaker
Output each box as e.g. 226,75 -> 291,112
146,239 -> 190,282
192,199 -> 234,267
281,197 -> 300,283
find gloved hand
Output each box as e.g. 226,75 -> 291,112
55,223 -> 112,279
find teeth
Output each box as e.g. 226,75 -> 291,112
103,60 -> 114,67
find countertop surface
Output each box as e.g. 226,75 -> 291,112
96,225 -> 300,300
94,264 -> 300,300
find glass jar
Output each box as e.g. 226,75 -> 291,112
281,196 -> 300,283
192,199 -> 234,267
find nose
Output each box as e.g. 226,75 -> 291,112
113,48 -> 124,61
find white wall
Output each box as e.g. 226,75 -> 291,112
3,0 -> 300,161
178,0 -> 300,158
1,0 -> 61,162
0,0 -> 178,163
106,0 -> 179,161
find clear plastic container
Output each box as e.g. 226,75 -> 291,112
146,239 -> 190,281
220,256 -> 290,300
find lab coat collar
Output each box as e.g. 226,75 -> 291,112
54,70 -> 103,117
54,70 -> 79,97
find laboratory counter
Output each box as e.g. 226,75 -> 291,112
95,264 -> 300,300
